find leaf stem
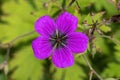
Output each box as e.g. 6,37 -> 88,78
10,30 -> 35,46
0,30 -> 35,48
66,0 -> 76,9
0,30 -> 35,78
82,54 -> 103,80
99,34 -> 120,45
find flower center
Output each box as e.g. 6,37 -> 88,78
49,30 -> 67,48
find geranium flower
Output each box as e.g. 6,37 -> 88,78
32,12 -> 88,68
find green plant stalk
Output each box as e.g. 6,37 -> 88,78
82,54 -> 103,80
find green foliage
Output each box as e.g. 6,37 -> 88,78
54,57 -> 87,80
104,78 -> 118,80
0,0 -> 40,43
0,58 -> 6,80
99,25 -> 111,33
0,0 -> 120,80
84,12 -> 104,24
102,45 -> 120,78
94,0 -> 118,16
10,45 -> 43,80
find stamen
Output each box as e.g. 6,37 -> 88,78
49,38 -> 56,40
56,30 -> 59,38
49,30 -> 67,48
61,35 -> 67,39
61,42 -> 66,47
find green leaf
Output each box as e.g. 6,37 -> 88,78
10,45 -> 43,80
95,37 -> 110,54
54,57 -> 86,80
99,25 -> 111,33
76,0 -> 94,10
0,72 -> 6,80
102,45 -> 120,78
84,12 -> 104,24
0,0 -> 48,43
104,78 -> 118,80
102,62 -> 120,78
0,50 -> 6,80
94,0 -> 118,16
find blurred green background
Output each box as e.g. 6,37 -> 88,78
0,0 -> 120,80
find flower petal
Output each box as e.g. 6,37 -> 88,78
52,47 -> 74,68
32,36 -> 53,59
35,15 -> 56,36
67,32 -> 89,53
56,12 -> 78,34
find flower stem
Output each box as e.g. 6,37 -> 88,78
82,54 -> 103,80
89,68 -> 94,80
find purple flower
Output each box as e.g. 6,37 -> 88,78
32,12 -> 88,68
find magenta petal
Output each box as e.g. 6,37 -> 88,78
52,47 -> 74,68
56,12 -> 78,34
32,37 -> 52,59
35,15 -> 56,36
67,32 -> 89,53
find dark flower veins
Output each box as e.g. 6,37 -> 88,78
32,12 -> 89,68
